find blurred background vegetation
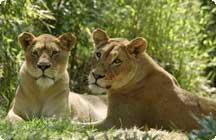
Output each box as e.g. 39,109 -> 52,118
0,0 -> 215,112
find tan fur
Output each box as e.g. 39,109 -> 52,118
7,32 -> 107,122
88,29 -> 216,131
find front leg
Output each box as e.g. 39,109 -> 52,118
7,109 -> 24,123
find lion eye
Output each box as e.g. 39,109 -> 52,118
31,51 -> 38,57
52,50 -> 60,57
95,52 -> 101,59
112,58 -> 122,65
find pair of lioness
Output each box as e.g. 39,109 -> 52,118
8,29 -> 216,132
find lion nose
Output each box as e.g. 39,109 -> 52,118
92,72 -> 105,80
37,63 -> 51,71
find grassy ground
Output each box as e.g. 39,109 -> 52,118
0,108 -> 189,140
1,104 -> 216,139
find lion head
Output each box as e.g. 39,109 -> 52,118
88,29 -> 147,94
18,32 -> 76,89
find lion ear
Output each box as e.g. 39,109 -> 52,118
58,33 -> 76,51
127,37 -> 147,56
92,28 -> 109,47
18,32 -> 35,51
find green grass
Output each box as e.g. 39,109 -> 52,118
0,119 -> 97,140
0,110 -> 159,140
0,109 -> 94,139
189,115 -> 216,140
0,108 -> 189,140
1,108 -> 216,140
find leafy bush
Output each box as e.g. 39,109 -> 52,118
200,0 -> 216,88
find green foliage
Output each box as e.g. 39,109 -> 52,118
189,115 -> 216,140
200,0 -> 216,88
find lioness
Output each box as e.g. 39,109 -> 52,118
7,32 -> 107,122
88,29 -> 216,131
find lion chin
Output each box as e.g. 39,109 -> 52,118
36,77 -> 54,89
88,84 -> 107,94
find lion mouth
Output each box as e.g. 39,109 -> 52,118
37,74 -> 55,81
90,82 -> 111,89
